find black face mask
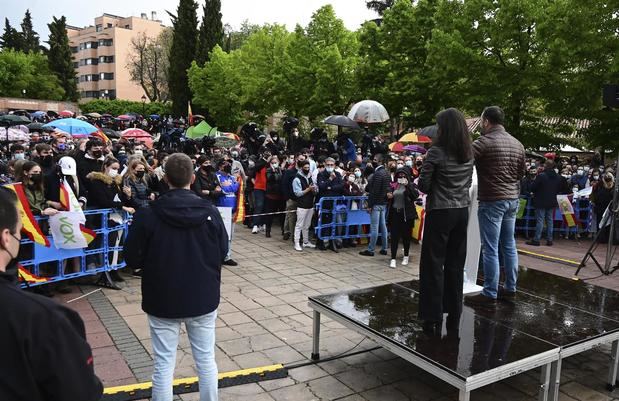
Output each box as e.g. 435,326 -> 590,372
415,161 -> 423,167
389,166 -> 396,172
40,155 -> 53,167
302,169 -> 310,175
30,174 -> 43,184
136,171 -> 145,179
92,150 -> 103,158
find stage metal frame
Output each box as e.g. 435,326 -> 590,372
309,300 -> 560,401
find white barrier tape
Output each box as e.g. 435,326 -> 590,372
66,288 -> 102,304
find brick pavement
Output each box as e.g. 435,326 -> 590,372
55,225 -> 619,400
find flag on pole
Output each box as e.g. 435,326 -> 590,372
188,101 -> 193,125
59,178 -> 86,222
79,224 -> 96,244
411,204 -> 426,241
4,183 -> 50,247
557,195 -> 578,227
233,176 -> 245,223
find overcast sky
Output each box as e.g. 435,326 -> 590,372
2,0 -> 378,43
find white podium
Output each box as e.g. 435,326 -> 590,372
463,168 -> 483,294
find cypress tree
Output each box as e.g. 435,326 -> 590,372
20,10 -> 41,53
167,0 -> 199,117
196,0 -> 224,65
47,16 -> 78,101
0,18 -> 23,51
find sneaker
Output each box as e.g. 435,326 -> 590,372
283,232 -> 291,241
546,240 -> 553,246
132,269 -> 143,278
223,259 -> 238,266
402,256 -> 409,265
525,240 -> 540,246
389,259 -> 396,268
464,293 -> 496,307
379,249 -> 388,255
303,242 -> 316,249
295,244 -> 303,252
260,224 -> 266,232
359,250 -> 375,256
252,225 -> 259,234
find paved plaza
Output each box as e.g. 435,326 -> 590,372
55,227 -> 619,401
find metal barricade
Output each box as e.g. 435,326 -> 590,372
515,196 -> 593,237
18,209 -> 129,288
315,196 -> 387,241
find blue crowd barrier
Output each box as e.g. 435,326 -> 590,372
315,196 -> 386,241
515,195 -> 593,237
18,208 -> 129,288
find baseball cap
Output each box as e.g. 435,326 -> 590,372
58,156 -> 77,175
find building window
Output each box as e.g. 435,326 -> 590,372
96,24 -> 102,32
125,24 -> 130,29
70,46 -> 78,53
107,23 -> 113,28
98,39 -> 113,47
100,73 -> 114,80
73,62 -> 78,68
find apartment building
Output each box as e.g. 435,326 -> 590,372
67,13 -> 164,103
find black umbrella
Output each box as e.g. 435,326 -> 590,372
27,122 -> 45,131
419,125 -> 438,139
101,128 -> 121,138
323,115 -> 360,135
0,114 -> 31,125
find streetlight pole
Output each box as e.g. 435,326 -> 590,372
141,94 -> 146,117
22,89 -> 26,98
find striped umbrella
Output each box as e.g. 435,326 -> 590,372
399,132 -> 432,143
388,142 -> 405,152
347,100 -> 390,124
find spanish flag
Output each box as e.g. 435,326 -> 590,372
233,176 -> 245,224
18,265 -> 49,284
557,195 -> 578,228
412,204 -> 426,241
4,183 -> 50,247
59,181 -> 70,211
79,224 -> 97,244
188,101 -> 194,126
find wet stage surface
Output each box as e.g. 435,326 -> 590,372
309,272 -> 619,380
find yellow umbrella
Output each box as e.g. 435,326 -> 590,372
399,132 -> 432,143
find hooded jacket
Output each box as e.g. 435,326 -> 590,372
390,168 -> 420,221
86,171 -> 126,209
124,189 -> 228,318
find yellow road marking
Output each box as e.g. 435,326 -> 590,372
517,248 -> 581,266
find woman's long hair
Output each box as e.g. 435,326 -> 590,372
435,108 -> 473,164
125,159 -> 148,184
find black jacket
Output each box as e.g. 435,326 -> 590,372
531,169 -> 569,209
266,166 -> 283,197
86,172 -> 127,209
418,145 -> 473,212
0,271 -> 102,401
191,169 -> 220,203
281,167 -> 298,201
124,189 -> 228,319
365,165 -> 391,208
390,168 -> 420,221
77,155 -> 104,195
317,170 -> 344,199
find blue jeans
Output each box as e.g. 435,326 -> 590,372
253,189 -> 265,226
534,208 -> 554,242
368,205 -> 388,253
148,311 -> 218,401
478,199 -> 519,299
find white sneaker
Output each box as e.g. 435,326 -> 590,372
303,242 -> 316,249
252,226 -> 259,234
260,224 -> 266,232
402,256 -> 409,266
389,259 -> 396,269
295,244 -> 303,252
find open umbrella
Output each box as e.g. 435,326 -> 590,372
121,128 -> 153,148
403,144 -> 427,154
43,118 -> 98,137
324,115 -> 360,135
116,114 -> 135,121
348,100 -> 390,124
419,125 -> 438,139
149,114 -> 160,120
399,132 -> 432,144
214,136 -> 239,148
32,111 -> 47,118
86,112 -> 102,118
27,122 -> 45,131
101,128 -> 121,139
12,110 -> 30,118
59,110 -> 74,118
0,127 -> 30,141
186,120 -> 217,139
0,114 -> 31,125
389,142 -> 405,152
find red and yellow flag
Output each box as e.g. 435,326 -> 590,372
188,101 -> 194,125
557,195 -> 578,228
233,176 -> 245,223
412,204 -> 426,241
4,183 -> 50,247
79,224 -> 96,244
59,182 -> 70,211
18,265 -> 49,284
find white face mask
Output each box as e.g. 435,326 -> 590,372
397,164 -> 404,169
397,178 -> 407,184
325,166 -> 334,173
108,168 -> 119,178
405,160 -> 413,167
271,163 -> 279,168
134,149 -> 143,156
354,171 -> 361,178
348,175 -> 355,183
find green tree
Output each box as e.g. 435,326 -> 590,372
196,0 -> 224,65
0,50 -> 64,100
167,0 -> 199,117
20,10 -> 40,53
366,0 -> 396,15
80,99 -> 172,116
223,21 -> 260,52
47,16 -> 78,101
1,18 -> 23,51
189,46 -> 244,130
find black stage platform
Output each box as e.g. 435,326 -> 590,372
308,269 -> 619,401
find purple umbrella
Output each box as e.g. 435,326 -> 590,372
403,144 -> 427,154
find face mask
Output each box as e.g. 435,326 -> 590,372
405,160 -> 413,167
577,170 -> 584,176
605,176 -> 613,183
231,152 -> 239,159
272,136 -> 278,141
108,169 -> 119,178
40,155 -> 53,166
584,167 -> 590,173
593,175 -> 600,180
348,175 -> 356,183
397,164 -> 404,169
92,150 -> 103,158
389,166 -> 396,172
303,168 -> 310,175
134,150 -> 143,156
397,178 -> 407,184
57,143 -> 67,151
271,163 -> 279,168
135,171 -> 145,179
415,161 -> 423,167
326,167 -> 334,173
354,171 -> 361,178
248,160 -> 255,168
13,153 -> 25,160
30,174 -> 42,184
531,164 -> 536,169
